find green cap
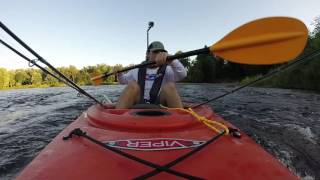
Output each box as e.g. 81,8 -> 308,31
148,41 -> 167,52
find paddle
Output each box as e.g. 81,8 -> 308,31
91,16 -> 307,85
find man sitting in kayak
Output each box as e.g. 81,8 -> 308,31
116,41 -> 187,108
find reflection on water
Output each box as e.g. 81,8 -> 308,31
0,84 -> 319,179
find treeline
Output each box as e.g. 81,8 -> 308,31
181,54 -> 275,83
0,64 -> 123,89
0,56 -> 275,89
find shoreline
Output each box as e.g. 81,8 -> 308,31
1,82 -> 319,94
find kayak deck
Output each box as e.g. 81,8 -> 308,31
16,104 -> 297,180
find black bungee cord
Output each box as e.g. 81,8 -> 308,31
63,128 -> 205,180
133,130 -> 226,179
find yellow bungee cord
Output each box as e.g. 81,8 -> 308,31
160,105 -> 229,135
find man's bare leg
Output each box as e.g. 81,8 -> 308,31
159,83 -> 183,108
115,81 -> 140,109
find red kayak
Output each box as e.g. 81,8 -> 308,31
16,104 -> 298,180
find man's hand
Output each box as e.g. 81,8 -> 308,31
154,52 -> 168,66
115,72 -> 120,81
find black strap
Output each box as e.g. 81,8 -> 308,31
138,65 -> 167,104
149,65 -> 167,103
138,66 -> 147,103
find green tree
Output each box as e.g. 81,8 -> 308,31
8,70 -> 16,87
95,64 -> 114,84
30,69 -> 43,85
14,69 -> 30,86
77,69 -> 91,85
0,68 -> 10,88
67,65 -> 79,82
44,74 -> 60,87
187,54 -> 223,83
57,66 -> 78,82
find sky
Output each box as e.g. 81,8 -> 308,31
0,0 -> 319,70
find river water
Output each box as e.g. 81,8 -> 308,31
0,84 -> 319,179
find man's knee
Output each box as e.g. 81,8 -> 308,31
162,82 -> 176,93
127,81 -> 140,95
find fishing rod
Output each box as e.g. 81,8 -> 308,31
0,38 -> 79,92
192,47 -> 320,108
0,21 -> 103,106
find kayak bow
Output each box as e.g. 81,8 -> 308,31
16,104 -> 298,180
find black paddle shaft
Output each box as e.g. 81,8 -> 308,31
100,47 -> 211,79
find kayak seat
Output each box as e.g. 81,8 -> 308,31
130,103 -> 161,109
133,110 -> 170,116
130,104 -> 168,116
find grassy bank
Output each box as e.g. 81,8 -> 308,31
240,56 -> 320,91
0,84 -> 53,90
0,82 -> 119,91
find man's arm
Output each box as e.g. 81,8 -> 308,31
153,52 -> 187,82
117,69 -> 138,84
117,73 -> 128,84
168,59 -> 187,81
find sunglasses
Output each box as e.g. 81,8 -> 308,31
150,50 -> 165,54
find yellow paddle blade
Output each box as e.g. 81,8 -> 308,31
211,17 -> 308,65
90,73 -> 104,86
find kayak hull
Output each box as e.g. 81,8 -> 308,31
16,104 -> 297,180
